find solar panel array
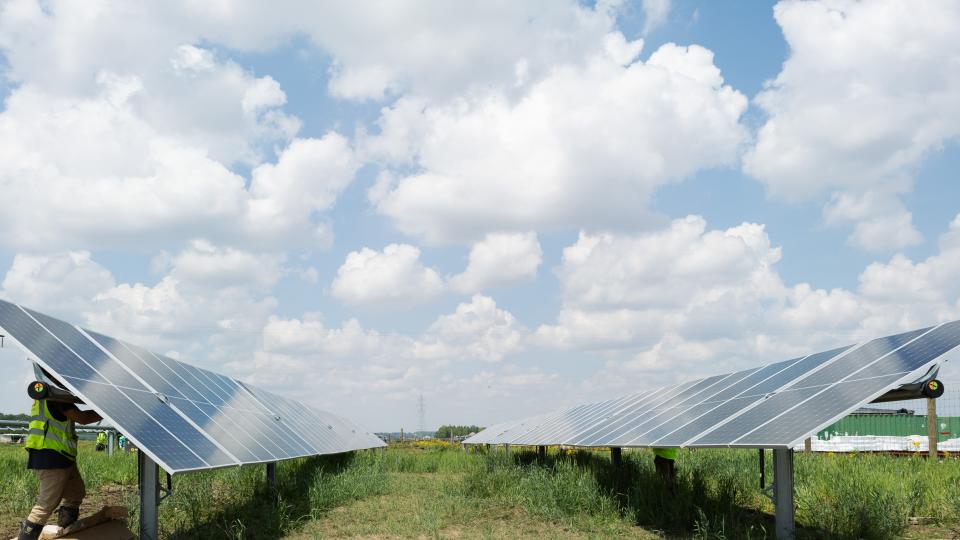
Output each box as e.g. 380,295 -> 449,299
466,321 -> 960,449
0,299 -> 385,474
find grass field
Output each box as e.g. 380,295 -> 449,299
2,442 -> 959,539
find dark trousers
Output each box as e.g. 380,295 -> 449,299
654,455 -> 675,482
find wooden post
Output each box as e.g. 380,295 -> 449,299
927,398 -> 938,459
804,437 -> 812,453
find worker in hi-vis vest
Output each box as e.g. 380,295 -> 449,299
652,447 -> 678,482
95,431 -> 106,452
18,392 -> 102,540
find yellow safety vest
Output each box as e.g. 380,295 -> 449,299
652,447 -> 678,461
25,400 -> 78,462
97,432 -> 106,444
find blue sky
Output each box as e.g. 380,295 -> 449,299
0,0 -> 957,431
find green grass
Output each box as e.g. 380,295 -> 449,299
1,443 -> 959,539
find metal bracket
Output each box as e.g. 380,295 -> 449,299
158,471 -> 173,502
762,482 -> 776,504
759,449 -> 776,504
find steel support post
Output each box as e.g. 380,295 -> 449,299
107,431 -> 114,457
138,451 -> 159,540
773,448 -> 795,540
503,443 -> 510,455
758,449 -> 765,489
538,445 -> 546,459
610,447 -> 622,467
266,462 -> 277,489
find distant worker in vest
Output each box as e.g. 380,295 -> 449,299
652,447 -> 677,482
18,388 -> 103,540
117,433 -> 126,451
95,431 -> 106,452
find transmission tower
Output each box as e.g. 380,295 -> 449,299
417,394 -> 426,436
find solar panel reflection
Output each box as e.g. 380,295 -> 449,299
0,298 -> 385,474
465,321 -> 960,449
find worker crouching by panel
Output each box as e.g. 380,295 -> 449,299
18,393 -> 102,540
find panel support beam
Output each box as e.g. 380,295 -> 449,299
610,447 -> 622,467
107,430 -> 114,457
773,448 -> 795,540
139,451 -> 159,540
266,462 -> 277,489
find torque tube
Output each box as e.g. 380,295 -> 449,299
27,380 -> 85,404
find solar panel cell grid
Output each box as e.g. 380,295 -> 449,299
87,332 -> 190,401
193,402 -> 279,461
788,330 -> 929,390
569,385 -> 677,444
168,397 -> 263,462
27,310 -> 146,391
134,348 -> 211,402
733,372 -> 910,446
0,299 -> 384,474
688,385 -> 830,446
617,368 -> 763,446
573,380 -> 701,446
518,401 -> 614,445
561,391 -> 656,445
513,403 -> 593,443
65,377 -> 208,471
736,346 -> 853,397
119,387 -> 236,467
652,395 -> 758,446
0,302 -> 107,384
463,321 -> 960,449
636,361 -> 808,447
591,375 -> 730,446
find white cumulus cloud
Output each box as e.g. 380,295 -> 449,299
331,244 -> 445,306
0,252 -> 116,318
744,0 -> 960,251
365,40 -> 748,244
449,232 -> 543,293
538,214 -> 960,393
641,0 -> 672,35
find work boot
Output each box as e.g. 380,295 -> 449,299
17,520 -> 42,540
56,506 -> 80,528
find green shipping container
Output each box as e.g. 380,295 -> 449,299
818,414 -> 960,440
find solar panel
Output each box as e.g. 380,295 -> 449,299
465,321 -> 960,449
0,299 -> 385,474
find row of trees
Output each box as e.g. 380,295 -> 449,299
435,425 -> 483,439
0,412 -> 30,421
